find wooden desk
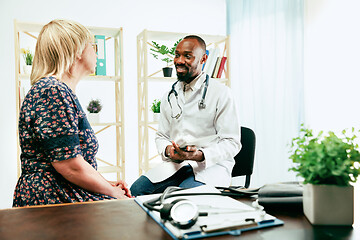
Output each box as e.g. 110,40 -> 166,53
0,198 -> 358,240
238,200 -> 358,240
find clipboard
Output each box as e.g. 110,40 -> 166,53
134,186 -> 284,240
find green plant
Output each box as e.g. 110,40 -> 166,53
151,99 -> 161,113
87,99 -> 103,113
150,39 -> 182,66
21,48 -> 33,65
289,125 -> 360,186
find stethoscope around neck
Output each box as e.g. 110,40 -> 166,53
167,74 -> 209,119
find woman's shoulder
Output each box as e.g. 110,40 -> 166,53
35,76 -> 67,91
33,77 -> 72,98
22,77 -> 74,108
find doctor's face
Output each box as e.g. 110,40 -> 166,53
174,38 -> 207,83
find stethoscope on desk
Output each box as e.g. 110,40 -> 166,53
143,186 -> 261,229
167,74 -> 209,119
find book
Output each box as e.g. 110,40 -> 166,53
212,57 -> 222,78
216,57 -> 227,78
203,47 -> 219,76
134,185 -> 284,240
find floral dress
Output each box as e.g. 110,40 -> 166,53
13,76 -> 114,207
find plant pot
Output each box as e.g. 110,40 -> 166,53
23,65 -> 32,74
153,112 -> 160,122
88,113 -> 100,123
162,67 -> 173,77
303,184 -> 353,225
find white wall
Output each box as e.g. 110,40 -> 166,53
304,1 -> 360,225
0,0 -> 226,209
304,0 -> 360,132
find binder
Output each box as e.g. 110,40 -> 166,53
203,47 -> 219,76
95,35 -> 106,75
134,186 -> 284,240
202,50 -> 209,70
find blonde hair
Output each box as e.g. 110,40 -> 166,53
30,19 -> 93,85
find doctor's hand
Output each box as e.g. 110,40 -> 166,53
165,141 -> 204,163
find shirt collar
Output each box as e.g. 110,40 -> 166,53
181,72 -> 206,92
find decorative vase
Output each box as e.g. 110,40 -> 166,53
162,67 -> 173,77
88,113 -> 100,123
153,112 -> 160,122
23,65 -> 32,74
303,184 -> 353,225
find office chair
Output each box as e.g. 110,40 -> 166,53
231,126 -> 256,188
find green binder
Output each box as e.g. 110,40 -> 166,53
95,35 -> 106,76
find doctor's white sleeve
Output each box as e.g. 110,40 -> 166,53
199,88 -> 241,168
155,94 -> 172,161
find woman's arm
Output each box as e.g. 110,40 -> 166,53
52,155 -> 128,199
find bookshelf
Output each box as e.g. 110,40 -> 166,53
137,29 -> 230,175
14,20 -> 125,181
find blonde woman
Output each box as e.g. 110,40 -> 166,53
13,19 -> 130,207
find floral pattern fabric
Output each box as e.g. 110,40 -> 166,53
13,76 -> 114,207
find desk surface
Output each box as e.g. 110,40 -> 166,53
0,198 -> 358,240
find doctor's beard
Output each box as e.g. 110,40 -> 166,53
176,64 -> 197,83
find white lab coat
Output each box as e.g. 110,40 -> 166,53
145,73 -> 241,187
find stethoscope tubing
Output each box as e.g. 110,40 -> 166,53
167,74 -> 209,119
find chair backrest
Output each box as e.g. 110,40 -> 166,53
231,126 -> 256,188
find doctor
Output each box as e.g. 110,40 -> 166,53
130,35 -> 241,196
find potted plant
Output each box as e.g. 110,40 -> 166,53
150,99 -> 161,122
150,38 -> 182,77
21,48 -> 33,74
87,99 -> 103,123
289,125 -> 360,225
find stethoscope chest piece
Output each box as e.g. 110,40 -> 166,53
160,199 -> 199,229
198,99 -> 206,109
